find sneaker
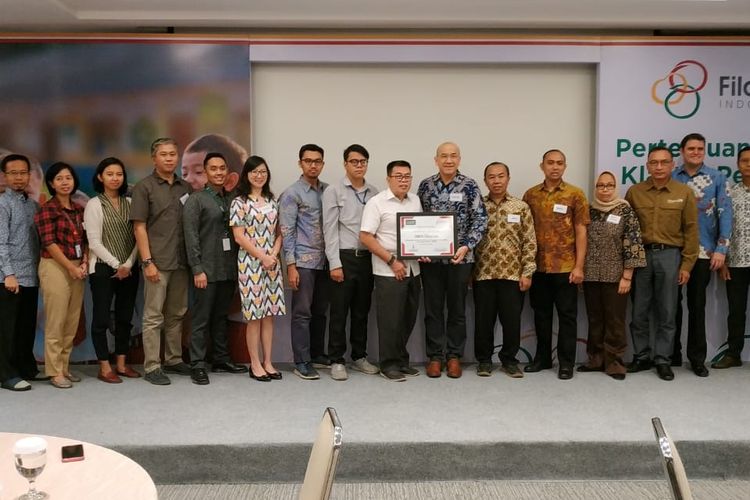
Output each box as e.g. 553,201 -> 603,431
331,363 -> 348,381
380,370 -> 406,382
1,377 -> 31,392
163,362 -> 191,376
476,363 -> 493,377
311,356 -> 331,369
711,355 -> 742,369
351,357 -> 379,375
190,368 -> 210,385
293,362 -> 320,380
503,364 -> 524,379
144,368 -> 171,386
400,366 -> 420,377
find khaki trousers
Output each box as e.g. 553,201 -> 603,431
39,258 -> 84,377
142,269 -> 188,373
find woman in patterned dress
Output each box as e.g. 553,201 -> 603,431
580,171 -> 646,380
230,156 -> 286,382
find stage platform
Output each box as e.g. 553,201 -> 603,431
1,362 -> 749,485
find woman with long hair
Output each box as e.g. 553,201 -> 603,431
230,156 -> 286,381
35,162 -> 88,389
84,157 -> 140,383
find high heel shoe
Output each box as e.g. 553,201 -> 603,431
249,370 -> 271,382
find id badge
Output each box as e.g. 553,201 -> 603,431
553,203 -> 568,214
449,192 -> 463,202
606,214 -> 622,224
507,213 -> 521,224
222,238 -> 231,251
75,244 -> 82,258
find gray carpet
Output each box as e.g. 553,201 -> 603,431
157,480 -> 750,499
2,363 -> 749,482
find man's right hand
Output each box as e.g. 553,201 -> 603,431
719,265 -> 731,281
144,262 -> 160,283
391,260 -> 407,281
287,264 -> 300,290
3,275 -> 19,294
330,267 -> 344,283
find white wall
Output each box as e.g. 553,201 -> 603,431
251,63 -> 596,196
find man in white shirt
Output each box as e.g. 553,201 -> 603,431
360,160 -> 422,382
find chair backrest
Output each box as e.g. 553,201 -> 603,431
651,417 -> 693,500
299,407 -> 343,500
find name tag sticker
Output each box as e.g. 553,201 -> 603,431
507,213 -> 521,224
222,238 -> 231,251
75,244 -> 82,258
180,193 -> 189,205
449,192 -> 463,202
553,203 -> 568,214
606,214 -> 622,224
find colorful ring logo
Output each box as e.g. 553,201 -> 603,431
651,60 -> 707,119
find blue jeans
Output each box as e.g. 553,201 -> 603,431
291,268 -> 329,363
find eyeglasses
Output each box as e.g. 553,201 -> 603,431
4,170 -> 30,177
250,169 -> 268,177
347,159 -> 368,166
300,159 -> 324,166
595,183 -> 616,190
389,174 -> 412,181
647,159 -> 673,167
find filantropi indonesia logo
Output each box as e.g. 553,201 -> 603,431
651,59 -> 707,119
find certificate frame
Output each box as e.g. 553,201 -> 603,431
396,212 -> 457,260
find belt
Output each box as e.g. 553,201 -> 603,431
644,243 -> 679,251
340,249 -> 371,257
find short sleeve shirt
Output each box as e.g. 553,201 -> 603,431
522,180 -> 590,273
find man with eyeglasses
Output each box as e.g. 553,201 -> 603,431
625,146 -> 698,381
280,144 -> 330,380
417,142 -> 487,379
0,154 -> 41,391
523,149 -> 589,380
360,160 -> 423,381
322,144 -> 380,381
670,133 -> 733,377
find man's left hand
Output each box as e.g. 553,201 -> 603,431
451,246 -> 469,265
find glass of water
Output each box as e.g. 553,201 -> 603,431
12,437 -> 49,500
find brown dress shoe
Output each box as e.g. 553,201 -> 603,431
98,372 -> 123,384
446,358 -> 462,378
426,360 -> 442,378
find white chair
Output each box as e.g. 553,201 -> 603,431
651,417 -> 693,500
299,407 -> 343,500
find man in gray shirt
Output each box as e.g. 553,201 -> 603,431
0,153 -> 40,391
322,144 -> 380,381
131,137 -> 193,385
183,152 -> 247,385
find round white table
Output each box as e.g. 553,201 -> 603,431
0,432 -> 157,500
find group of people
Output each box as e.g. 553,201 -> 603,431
1,133 -> 748,390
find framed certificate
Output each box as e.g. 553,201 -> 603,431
396,212 -> 457,259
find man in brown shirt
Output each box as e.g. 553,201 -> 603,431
522,149 -> 589,380
625,146 -> 699,381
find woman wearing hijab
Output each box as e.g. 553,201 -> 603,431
579,171 -> 646,380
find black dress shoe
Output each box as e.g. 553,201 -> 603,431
576,365 -> 604,372
626,359 -> 653,373
211,362 -> 249,374
656,364 -> 674,381
558,366 -> 574,380
249,371 -> 271,382
609,373 -> 626,381
691,363 -> 709,377
524,360 -> 553,373
190,368 -> 210,385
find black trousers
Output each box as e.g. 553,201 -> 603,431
529,272 -> 578,368
189,279 -> 236,368
725,266 -> 750,359
582,281 -> 627,374
674,259 -> 711,365
291,268 -> 329,363
473,279 -> 524,365
89,263 -> 140,361
0,285 -> 39,381
327,251 -> 374,363
375,274 -> 420,372
421,262 -> 472,360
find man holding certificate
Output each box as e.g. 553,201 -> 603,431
417,142 -> 488,379
360,160 -> 422,382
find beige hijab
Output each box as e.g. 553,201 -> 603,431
591,171 -> 629,212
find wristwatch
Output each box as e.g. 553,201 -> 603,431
141,258 -> 154,268
387,254 -> 396,266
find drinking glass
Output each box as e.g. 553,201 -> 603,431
12,437 -> 49,500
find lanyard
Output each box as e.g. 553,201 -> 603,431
204,186 -> 230,233
349,185 -> 369,205
60,207 -> 82,238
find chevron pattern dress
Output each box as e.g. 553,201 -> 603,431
229,196 -> 286,321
